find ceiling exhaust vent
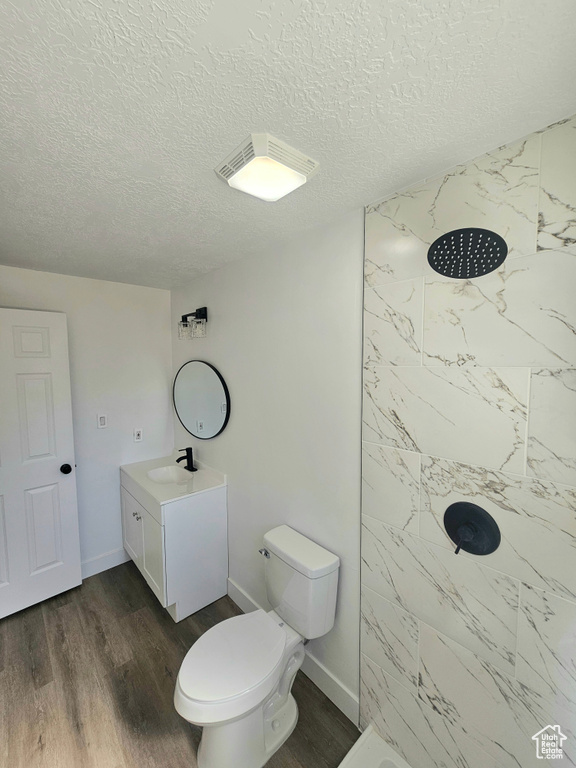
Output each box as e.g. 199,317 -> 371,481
215,134 -> 319,202
216,141 -> 256,180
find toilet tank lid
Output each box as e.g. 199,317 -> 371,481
264,525 -> 340,579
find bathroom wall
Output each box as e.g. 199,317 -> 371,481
361,115 -> 576,768
0,266 -> 173,576
171,209 -> 364,721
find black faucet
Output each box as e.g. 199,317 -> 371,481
176,447 -> 197,472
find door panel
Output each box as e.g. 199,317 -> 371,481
17,373 -> 56,460
0,309 -> 81,618
24,484 -> 63,573
12,325 -> 51,357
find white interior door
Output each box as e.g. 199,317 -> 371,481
0,308 -> 81,619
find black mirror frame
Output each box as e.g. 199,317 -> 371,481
173,360 -> 231,440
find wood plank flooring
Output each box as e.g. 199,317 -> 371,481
0,562 -> 360,767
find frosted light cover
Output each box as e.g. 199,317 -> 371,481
227,157 -> 306,202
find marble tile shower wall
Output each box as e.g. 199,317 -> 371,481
360,115 -> 576,768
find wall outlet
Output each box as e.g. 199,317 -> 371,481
97,414 -> 107,429
196,420 -> 204,433
133,428 -> 143,442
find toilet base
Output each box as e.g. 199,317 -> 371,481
197,694 -> 298,768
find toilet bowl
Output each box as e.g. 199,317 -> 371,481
175,609 -> 305,768
174,525 -> 340,768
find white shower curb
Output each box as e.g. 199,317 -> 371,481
338,725 -> 413,768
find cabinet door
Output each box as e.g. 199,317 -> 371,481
121,487 -> 143,568
141,511 -> 166,605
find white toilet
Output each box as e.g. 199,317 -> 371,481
174,525 -> 340,768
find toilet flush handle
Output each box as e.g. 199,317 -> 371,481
259,548 -> 270,559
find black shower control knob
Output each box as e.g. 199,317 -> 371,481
60,463 -> 73,474
454,522 -> 477,554
457,523 -> 476,543
444,502 -> 501,556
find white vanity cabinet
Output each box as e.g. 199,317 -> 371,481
120,456 -> 227,622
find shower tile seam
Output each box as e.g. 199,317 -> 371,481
523,367 -> 533,478
417,450 -> 576,489
419,274 -> 426,369
360,510 -> 418,534
362,513 -> 576,616
511,581 -> 523,680
535,131 -> 544,254
413,617 -> 546,710
412,527 -> 576,605
361,443 -> 527,478
362,636 -> 515,768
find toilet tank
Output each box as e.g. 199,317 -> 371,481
263,525 -> 339,639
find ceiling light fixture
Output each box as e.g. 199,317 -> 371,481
214,133 -> 319,202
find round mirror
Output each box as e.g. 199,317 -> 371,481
173,361 -> 230,439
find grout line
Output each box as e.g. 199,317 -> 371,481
416,525 -> 576,606
417,617 -> 513,679
365,504 -> 576,608
419,362 -> 574,368
361,511 -> 415,531
535,131 -> 543,254
360,583 -> 414,619
416,451 -> 422,538
420,274 -> 426,369
360,439 -> 421,458
523,367 -> 533,477
513,582 -> 523,680
362,362 -> 575,370
415,617 -> 421,699
359,206 -> 367,713
360,651 -> 416,698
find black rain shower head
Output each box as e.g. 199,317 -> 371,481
427,228 -> 508,279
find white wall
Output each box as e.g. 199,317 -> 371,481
0,265 -> 173,577
171,209 -> 365,721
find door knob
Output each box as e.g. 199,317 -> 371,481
60,464 -> 72,474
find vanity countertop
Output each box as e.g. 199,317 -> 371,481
120,453 -> 226,507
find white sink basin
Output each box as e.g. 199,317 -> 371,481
146,465 -> 193,484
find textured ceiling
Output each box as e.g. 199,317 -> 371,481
1,0 -> 576,289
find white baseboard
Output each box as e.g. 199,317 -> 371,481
82,547 -> 130,579
227,578 -> 359,725
301,648 -> 359,724
227,577 -> 260,614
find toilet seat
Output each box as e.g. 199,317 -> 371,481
174,610 -> 287,725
